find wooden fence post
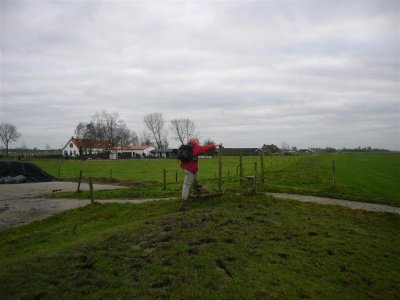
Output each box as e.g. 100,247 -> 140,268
332,160 -> 336,188
218,146 -> 223,193
239,152 -> 243,185
260,150 -> 265,183
163,169 -> 167,190
89,177 -> 94,204
253,162 -> 257,194
77,170 -> 83,193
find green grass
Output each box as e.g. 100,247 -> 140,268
263,153 -> 400,206
1,194 -> 399,299
34,153 -> 400,206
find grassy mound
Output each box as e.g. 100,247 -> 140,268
1,194 -> 399,299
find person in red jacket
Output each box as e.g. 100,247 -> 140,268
180,138 -> 222,209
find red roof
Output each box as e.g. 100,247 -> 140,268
71,138 -> 110,149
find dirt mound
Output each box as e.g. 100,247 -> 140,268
0,161 -> 54,183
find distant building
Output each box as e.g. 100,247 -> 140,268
150,148 -> 177,158
221,148 -> 259,155
261,144 -> 281,154
62,137 -> 110,157
62,137 -> 154,159
111,145 -> 155,159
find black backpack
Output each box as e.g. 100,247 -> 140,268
177,144 -> 197,162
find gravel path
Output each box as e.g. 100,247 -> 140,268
0,181 -> 178,231
0,197 -> 176,231
266,193 -> 400,215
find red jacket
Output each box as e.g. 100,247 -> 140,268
180,140 -> 216,174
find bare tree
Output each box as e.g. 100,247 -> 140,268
74,122 -> 97,155
203,138 -> 215,145
74,122 -> 86,139
143,113 -> 167,149
116,121 -> 131,147
162,137 -> 169,149
169,118 -> 196,145
131,131 -> 139,146
74,112 -> 132,154
281,141 -> 290,152
93,111 -> 123,149
139,131 -> 153,146
0,123 -> 21,156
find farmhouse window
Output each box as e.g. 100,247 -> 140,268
70,143 -> 73,148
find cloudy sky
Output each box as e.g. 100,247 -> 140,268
1,0 -> 399,150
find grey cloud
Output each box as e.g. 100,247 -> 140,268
1,0 -> 398,150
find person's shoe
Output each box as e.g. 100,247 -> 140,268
194,183 -> 203,189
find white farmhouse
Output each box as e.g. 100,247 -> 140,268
61,137 -> 110,157
61,137 -> 154,159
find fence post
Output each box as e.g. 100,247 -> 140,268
77,170 -> 83,193
253,162 -> 257,194
260,150 -> 265,183
332,160 -> 336,188
239,152 -> 243,185
89,177 -> 94,204
163,169 -> 167,190
218,146 -> 223,193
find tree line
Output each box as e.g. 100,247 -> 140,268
73,111 -> 202,151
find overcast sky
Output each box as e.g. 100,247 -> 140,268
1,0 -> 399,150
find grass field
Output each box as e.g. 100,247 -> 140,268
34,153 -> 400,206
1,194 -> 399,299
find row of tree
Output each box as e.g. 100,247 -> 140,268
74,111 -> 199,151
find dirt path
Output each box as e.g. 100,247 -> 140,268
266,193 -> 400,215
0,181 -> 124,201
0,197 -> 176,231
2,182 -> 399,231
0,181 -> 178,231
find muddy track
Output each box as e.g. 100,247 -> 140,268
0,181 -> 132,231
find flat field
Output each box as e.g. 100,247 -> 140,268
34,153 -> 400,206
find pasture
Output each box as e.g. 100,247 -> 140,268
1,152 -> 399,299
34,152 -> 400,206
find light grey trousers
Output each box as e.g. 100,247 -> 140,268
182,170 -> 198,201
